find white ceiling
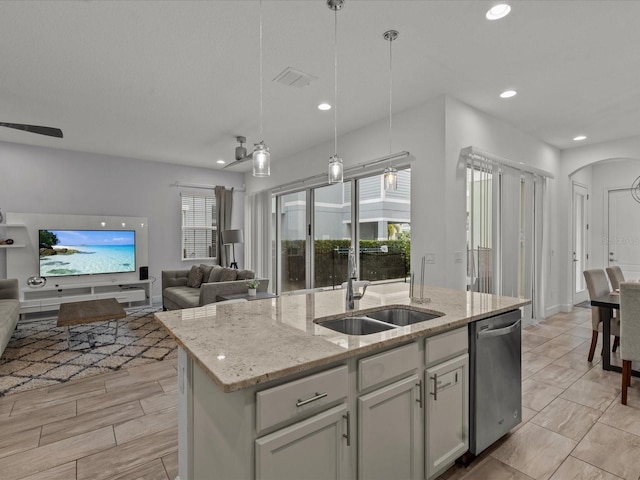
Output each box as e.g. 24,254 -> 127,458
1,0 -> 639,171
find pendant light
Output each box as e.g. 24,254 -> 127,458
383,30 -> 399,191
253,0 -> 270,177
327,0 -> 344,184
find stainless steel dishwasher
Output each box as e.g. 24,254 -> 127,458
468,309 -> 521,455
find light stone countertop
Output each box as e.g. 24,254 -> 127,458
154,283 -> 530,392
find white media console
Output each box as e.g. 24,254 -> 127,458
19,279 -> 152,317
4,212 -> 151,318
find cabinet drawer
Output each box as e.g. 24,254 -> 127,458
95,289 -> 145,303
425,327 -> 468,367
359,342 -> 418,392
256,365 -> 348,435
39,295 -> 97,308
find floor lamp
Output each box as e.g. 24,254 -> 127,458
222,229 -> 243,269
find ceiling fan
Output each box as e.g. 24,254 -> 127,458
0,122 -> 63,138
223,136 -> 251,169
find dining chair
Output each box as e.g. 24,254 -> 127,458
620,281 -> 640,404
606,266 -> 626,291
583,269 -> 620,362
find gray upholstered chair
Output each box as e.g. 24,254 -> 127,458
606,266 -> 625,291
583,269 -> 620,362
620,281 -> 640,404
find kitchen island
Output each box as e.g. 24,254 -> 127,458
155,283 -> 529,480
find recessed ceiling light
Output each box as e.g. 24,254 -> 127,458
499,90 -> 517,98
318,103 -> 332,111
486,3 -> 511,20
216,159 -> 226,164
573,135 -> 587,141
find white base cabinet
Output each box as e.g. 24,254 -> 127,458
425,354 -> 469,479
178,323 -> 477,480
256,404 -> 349,480
358,375 -> 422,480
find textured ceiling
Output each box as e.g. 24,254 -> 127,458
1,1 -> 639,170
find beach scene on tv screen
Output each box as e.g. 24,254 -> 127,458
39,229 -> 135,277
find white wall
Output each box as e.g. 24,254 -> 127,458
0,141 -> 245,300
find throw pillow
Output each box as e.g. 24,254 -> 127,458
199,264 -> 214,282
187,265 -> 204,288
208,265 -> 224,283
236,269 -> 255,280
219,268 -> 238,282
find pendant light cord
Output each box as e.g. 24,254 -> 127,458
259,0 -> 264,139
389,34 -> 393,155
334,7 -> 338,156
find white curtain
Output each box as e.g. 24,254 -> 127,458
245,190 -> 272,288
465,148 -> 550,325
533,175 -> 548,323
499,166 -> 522,300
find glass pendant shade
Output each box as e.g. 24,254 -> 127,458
383,165 -> 398,191
328,154 -> 343,184
252,141 -> 270,177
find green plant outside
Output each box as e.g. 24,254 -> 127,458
281,237 -> 411,290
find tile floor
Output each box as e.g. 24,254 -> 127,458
0,306 -> 638,479
0,359 -> 178,479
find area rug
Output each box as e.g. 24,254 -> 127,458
0,307 -> 177,397
574,300 -> 591,308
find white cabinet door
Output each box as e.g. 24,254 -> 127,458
425,354 -> 469,479
255,404 -> 349,480
358,375 -> 422,480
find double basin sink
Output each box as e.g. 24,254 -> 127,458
315,307 -> 443,335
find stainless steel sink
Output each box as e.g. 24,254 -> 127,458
365,307 -> 442,327
315,316 -> 398,335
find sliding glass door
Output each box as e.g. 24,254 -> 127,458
279,191 -> 307,293
313,183 -> 351,289
466,162 -> 546,323
274,168 -> 411,294
358,170 -> 410,283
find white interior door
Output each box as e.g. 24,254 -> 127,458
608,188 -> 640,280
572,183 -> 589,304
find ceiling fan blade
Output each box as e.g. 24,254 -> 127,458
0,122 -> 63,138
223,156 -> 252,169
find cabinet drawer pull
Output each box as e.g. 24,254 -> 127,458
296,392 -> 327,407
343,411 -> 351,446
430,373 -> 438,401
416,380 -> 423,408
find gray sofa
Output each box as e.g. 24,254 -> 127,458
0,279 -> 20,359
162,265 -> 269,310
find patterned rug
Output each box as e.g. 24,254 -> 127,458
0,307 -> 177,397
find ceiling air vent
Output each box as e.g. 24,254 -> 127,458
273,67 -> 318,88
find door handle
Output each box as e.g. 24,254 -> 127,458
296,392 -> 327,407
343,411 -> 351,446
476,319 -> 521,339
416,380 -> 423,408
430,373 -> 438,401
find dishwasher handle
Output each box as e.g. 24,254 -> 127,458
476,319 -> 521,339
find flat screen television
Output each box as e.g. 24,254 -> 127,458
39,229 -> 136,277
